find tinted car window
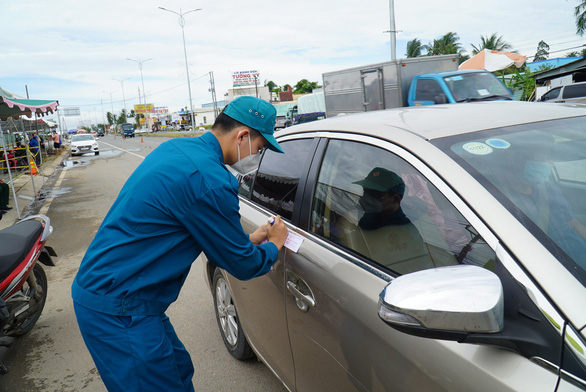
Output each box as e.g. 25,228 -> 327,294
251,139 -> 314,221
415,79 -> 443,101
542,87 -> 561,101
562,83 -> 586,99
310,139 -> 495,275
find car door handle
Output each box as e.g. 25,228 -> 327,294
287,281 -> 315,312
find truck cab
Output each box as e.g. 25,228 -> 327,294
120,123 -> 135,138
408,70 -> 513,106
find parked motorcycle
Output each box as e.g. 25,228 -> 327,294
0,215 -> 57,373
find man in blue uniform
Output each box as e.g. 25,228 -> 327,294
28,133 -> 40,165
72,96 -> 289,391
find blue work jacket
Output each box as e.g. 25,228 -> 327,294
72,132 -> 279,316
29,138 -> 39,154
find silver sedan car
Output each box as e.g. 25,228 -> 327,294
202,101 -> 586,391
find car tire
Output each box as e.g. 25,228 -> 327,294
95,152 -> 100,155
212,268 -> 255,360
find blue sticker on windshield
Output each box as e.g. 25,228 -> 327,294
485,138 -> 511,149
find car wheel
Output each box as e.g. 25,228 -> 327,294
212,268 -> 254,360
95,152 -> 100,155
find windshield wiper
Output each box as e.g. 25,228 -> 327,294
459,95 -> 512,103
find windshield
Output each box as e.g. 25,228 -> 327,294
122,124 -> 133,130
72,135 -> 94,142
434,116 -> 586,285
444,72 -> 511,102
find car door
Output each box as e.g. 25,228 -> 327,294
227,136 -> 318,390
282,134 -> 565,391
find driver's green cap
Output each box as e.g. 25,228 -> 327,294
223,96 -> 283,153
353,167 -> 405,196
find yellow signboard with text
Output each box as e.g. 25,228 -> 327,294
134,104 -> 154,114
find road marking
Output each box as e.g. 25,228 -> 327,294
99,141 -> 146,160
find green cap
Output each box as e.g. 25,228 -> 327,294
223,96 -> 283,153
353,167 -> 405,196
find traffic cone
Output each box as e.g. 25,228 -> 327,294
29,158 -> 38,175
141,136 -> 143,143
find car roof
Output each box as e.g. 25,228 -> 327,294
421,69 -> 490,77
276,101 -> 586,140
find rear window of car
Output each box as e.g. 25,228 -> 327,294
562,83 -> 586,99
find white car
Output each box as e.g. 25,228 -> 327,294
70,134 -> 99,156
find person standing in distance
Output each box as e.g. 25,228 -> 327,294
72,96 -> 289,392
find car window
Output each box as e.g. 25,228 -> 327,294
542,87 -> 561,101
562,83 -> 586,99
415,79 -> 443,101
310,139 -> 496,275
437,117 -> 586,284
249,139 -> 314,221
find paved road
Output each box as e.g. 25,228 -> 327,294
0,135 -> 286,392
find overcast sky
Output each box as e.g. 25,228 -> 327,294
0,0 -> 583,126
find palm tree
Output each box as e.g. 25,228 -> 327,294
423,32 -> 464,56
575,1 -> 586,35
406,39 -> 423,58
470,33 -> 512,55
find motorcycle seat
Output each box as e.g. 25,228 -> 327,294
0,220 -> 43,282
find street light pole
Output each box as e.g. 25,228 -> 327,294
387,0 -> 397,60
102,90 -> 117,126
113,77 -> 131,115
126,58 -> 152,129
159,6 -> 202,130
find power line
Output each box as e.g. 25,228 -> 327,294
71,72 -> 212,108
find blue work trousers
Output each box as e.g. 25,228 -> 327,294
74,302 -> 194,392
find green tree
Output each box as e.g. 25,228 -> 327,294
506,68 -> 536,101
575,1 -> 586,35
423,32 -> 464,56
536,64 -> 555,72
566,48 -> 586,57
470,33 -> 512,55
265,80 -> 277,92
406,39 -> 423,58
117,109 -> 128,124
534,40 -> 550,61
106,112 -> 117,125
292,79 -> 321,93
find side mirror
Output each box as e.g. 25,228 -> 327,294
434,94 -> 448,104
378,265 -> 503,340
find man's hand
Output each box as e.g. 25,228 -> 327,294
249,224 -> 268,245
267,216 -> 288,250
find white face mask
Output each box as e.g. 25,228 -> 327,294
232,135 -> 262,176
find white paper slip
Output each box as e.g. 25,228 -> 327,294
259,232 -> 304,253
284,232 -> 304,253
